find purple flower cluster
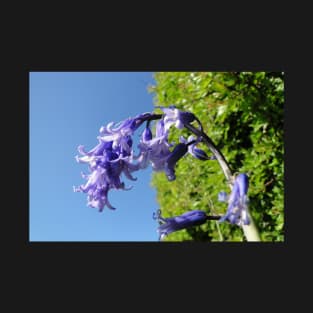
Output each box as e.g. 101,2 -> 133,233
74,106 -> 211,211
73,112 -> 151,211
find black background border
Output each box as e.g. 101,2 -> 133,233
3,7 -> 304,308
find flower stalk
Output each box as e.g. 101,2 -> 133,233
184,122 -> 261,242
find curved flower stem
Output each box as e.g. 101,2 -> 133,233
184,123 -> 261,242
135,113 -> 163,130
184,123 -> 233,186
215,221 -> 224,242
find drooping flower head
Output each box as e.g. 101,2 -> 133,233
218,173 -> 250,226
74,112 -> 154,211
153,209 -> 208,240
74,107 -> 211,212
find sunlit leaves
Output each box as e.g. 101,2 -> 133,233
149,72 -> 284,242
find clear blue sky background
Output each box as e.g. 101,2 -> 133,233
30,72 -> 161,241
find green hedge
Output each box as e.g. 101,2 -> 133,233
148,72 -> 284,242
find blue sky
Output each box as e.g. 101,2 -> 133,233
30,72 -> 161,241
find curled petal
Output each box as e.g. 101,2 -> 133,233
106,120 -> 126,133
98,134 -> 118,143
77,145 -> 88,155
76,155 -> 97,164
73,185 -> 81,192
81,171 -> 89,179
123,165 -> 137,181
103,121 -> 115,134
78,141 -> 108,157
120,183 -> 133,191
105,199 -> 116,210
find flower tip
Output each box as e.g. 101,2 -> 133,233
123,185 -> 133,191
159,233 -> 166,241
166,174 -> 176,181
73,185 -> 81,193
218,216 -> 227,223
236,173 -> 249,196
77,144 -> 84,151
180,111 -> 195,125
142,126 -> 152,141
192,148 -> 211,161
218,191 -> 228,202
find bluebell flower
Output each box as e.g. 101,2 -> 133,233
218,173 -> 250,226
218,191 -> 228,202
164,143 -> 188,181
137,134 -> 188,181
74,113 -> 154,211
135,119 -> 173,172
136,118 -> 192,181
155,105 -> 195,132
73,166 -> 116,211
153,209 -> 208,240
179,135 -> 214,161
134,123 -> 158,170
86,186 -> 115,211
74,151 -> 138,211
142,124 -> 153,141
155,118 -> 167,137
98,113 -> 152,152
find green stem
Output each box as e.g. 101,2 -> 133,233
215,221 -> 224,242
184,122 -> 261,242
242,207 -> 261,241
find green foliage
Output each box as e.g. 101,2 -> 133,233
148,72 -> 284,242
